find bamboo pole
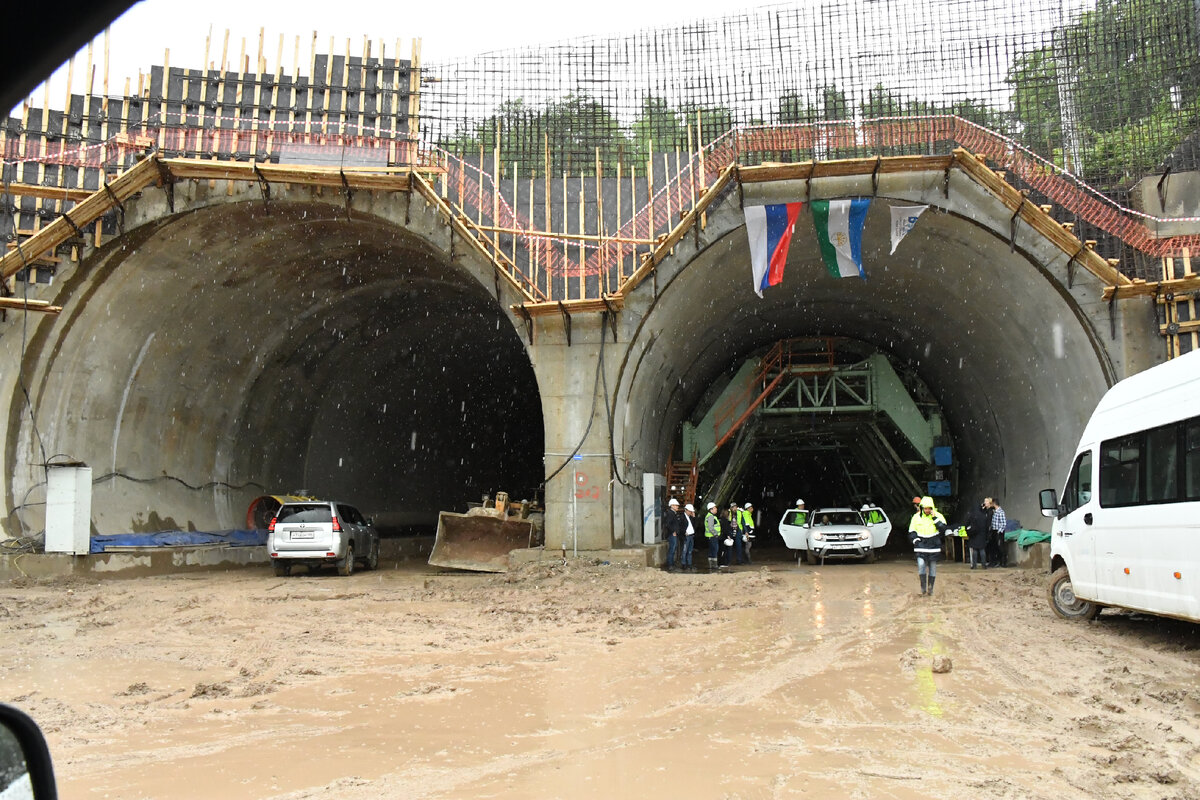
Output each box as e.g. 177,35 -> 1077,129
455,224 -> 654,245
512,161 -> 519,266
578,177 -> 586,300
628,164 -> 637,282
103,27 -> 110,111
646,138 -> 655,238
492,119 -> 500,260
528,175 -> 536,294
686,122 -> 696,206
562,171 -> 568,300
697,110 -> 707,229
616,160 -> 623,286
594,149 -> 602,293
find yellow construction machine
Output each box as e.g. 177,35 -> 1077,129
428,491 -> 544,572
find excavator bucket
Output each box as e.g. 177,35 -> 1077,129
428,510 -> 537,572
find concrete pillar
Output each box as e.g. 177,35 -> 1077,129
528,316 -> 620,554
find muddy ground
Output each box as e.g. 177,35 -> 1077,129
2,553 -> 1199,800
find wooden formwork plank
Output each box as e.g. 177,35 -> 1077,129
617,162 -> 737,297
0,184 -> 92,202
1105,274 -> 1200,301
159,157 -> 416,191
410,172 -> 539,304
738,154 -> 955,183
0,297 -> 61,314
0,156 -> 160,279
512,296 -> 625,317
951,149 -> 1130,288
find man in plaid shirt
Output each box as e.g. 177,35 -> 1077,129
986,497 -> 1007,567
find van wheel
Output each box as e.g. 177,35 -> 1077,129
805,550 -> 819,566
337,544 -> 355,577
273,561 -> 291,577
1048,566 -> 1099,620
366,540 -> 379,570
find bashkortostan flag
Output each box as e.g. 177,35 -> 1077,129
812,198 -> 871,279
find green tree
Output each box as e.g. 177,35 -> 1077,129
629,96 -> 686,165
1006,48 -> 1062,160
447,94 -> 629,177
859,83 -> 903,118
1007,0 -> 1200,186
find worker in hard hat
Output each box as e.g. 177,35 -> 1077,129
704,502 -> 721,572
664,498 -> 684,573
909,496 -> 949,596
739,502 -> 756,564
681,504 -> 697,572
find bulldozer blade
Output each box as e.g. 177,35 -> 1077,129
428,511 -> 536,572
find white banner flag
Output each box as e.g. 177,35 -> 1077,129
890,204 -> 929,254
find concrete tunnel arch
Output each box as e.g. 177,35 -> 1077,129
610,172 -> 1143,545
4,197 -> 545,537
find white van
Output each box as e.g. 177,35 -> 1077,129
1039,350 -> 1200,622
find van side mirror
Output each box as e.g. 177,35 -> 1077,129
1039,489 -> 1060,518
0,703 -> 57,799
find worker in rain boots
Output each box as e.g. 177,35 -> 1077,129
964,497 -> 992,569
909,496 -> 949,596
723,503 -> 744,567
663,498 -> 684,572
704,502 -> 721,572
681,503 -> 698,572
739,502 -> 756,565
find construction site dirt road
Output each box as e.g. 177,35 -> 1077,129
3,557 -> 1198,799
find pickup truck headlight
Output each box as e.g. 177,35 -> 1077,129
857,532 -> 870,541
812,532 -> 824,541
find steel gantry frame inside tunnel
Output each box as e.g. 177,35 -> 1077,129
0,119 -> 1185,558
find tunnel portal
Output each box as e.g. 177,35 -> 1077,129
5,200 -> 543,536
609,179 -> 1141,548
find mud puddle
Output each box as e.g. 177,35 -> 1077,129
2,559 -> 1198,799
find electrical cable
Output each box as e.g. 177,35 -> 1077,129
540,339 -> 605,489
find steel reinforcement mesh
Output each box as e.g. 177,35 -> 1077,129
423,0 -> 1200,199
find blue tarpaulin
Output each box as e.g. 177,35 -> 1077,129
89,529 -> 267,554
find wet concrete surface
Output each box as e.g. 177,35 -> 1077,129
2,555 -> 1198,799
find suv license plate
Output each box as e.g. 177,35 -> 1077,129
291,531 -> 315,540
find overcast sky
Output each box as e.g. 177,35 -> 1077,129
18,0 -> 770,113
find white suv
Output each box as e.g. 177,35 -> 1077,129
783,506 -> 891,564
267,500 -> 380,577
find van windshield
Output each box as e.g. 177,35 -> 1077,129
276,504 -> 333,524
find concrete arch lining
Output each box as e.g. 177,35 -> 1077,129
611,170 -> 1156,540
4,199 -> 544,536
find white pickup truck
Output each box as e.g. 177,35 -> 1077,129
778,505 -> 892,564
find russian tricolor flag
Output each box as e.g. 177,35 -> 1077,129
745,202 -> 804,298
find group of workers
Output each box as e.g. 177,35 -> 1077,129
663,492 -> 1007,592
662,498 -> 755,572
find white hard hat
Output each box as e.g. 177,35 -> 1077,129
860,504 -> 870,511
707,502 -> 717,511
668,498 -> 680,507
796,498 -> 805,506
744,502 -> 753,509
684,504 -> 695,513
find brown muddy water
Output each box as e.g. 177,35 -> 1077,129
3,557 -> 1199,799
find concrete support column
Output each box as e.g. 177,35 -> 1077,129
529,317 -> 620,554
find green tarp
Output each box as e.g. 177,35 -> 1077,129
1005,529 -> 1050,548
